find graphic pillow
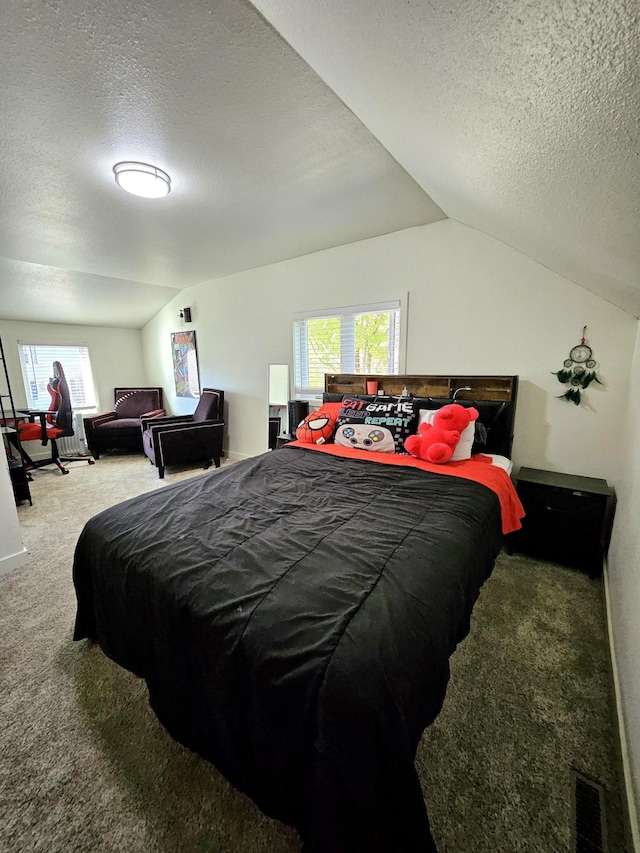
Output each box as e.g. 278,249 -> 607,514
334,396 -> 417,453
295,409 -> 337,445
417,408 -> 476,461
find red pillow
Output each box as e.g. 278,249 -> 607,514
317,402 -> 342,420
295,409 -> 337,445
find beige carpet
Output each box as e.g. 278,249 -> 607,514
0,452 -> 631,852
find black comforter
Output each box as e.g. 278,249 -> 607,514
73,445 -> 504,852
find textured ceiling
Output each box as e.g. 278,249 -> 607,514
0,0 -> 638,328
255,0 -> 640,316
0,0 -> 442,328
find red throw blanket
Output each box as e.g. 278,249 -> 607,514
286,441 -> 525,534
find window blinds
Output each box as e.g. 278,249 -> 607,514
18,344 -> 97,410
293,301 -> 401,397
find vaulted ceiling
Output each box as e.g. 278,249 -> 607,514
1,0 -> 638,328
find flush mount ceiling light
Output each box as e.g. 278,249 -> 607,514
112,161 -> 171,198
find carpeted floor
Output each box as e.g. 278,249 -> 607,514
0,452 -> 631,852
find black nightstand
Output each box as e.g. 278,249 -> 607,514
506,467 -> 615,578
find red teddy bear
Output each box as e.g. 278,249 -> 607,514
404,403 -> 479,464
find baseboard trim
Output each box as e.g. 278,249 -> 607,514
225,450 -> 251,463
0,546 -> 30,579
603,557 -> 639,852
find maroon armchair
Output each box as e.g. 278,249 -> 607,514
84,387 -> 164,459
141,388 -> 224,479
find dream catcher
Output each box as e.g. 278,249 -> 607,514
553,326 -> 603,405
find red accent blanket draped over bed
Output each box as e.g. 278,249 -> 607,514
286,440 -> 525,534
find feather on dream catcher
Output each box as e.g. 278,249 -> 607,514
553,326 -> 603,405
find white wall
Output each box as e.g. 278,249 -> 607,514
142,219 -> 637,484
0,320 -> 146,415
608,322 -> 640,846
0,455 -> 28,578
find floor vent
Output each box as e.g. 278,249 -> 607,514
572,768 -> 608,853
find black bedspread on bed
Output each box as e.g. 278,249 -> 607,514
73,445 -> 504,852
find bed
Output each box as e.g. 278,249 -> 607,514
73,374 -> 523,852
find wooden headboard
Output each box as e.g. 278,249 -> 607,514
323,373 -> 519,458
324,373 -> 517,401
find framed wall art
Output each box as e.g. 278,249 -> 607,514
171,330 -> 201,398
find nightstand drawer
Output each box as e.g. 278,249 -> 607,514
518,483 -> 607,525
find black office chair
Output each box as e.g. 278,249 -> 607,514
15,361 -> 94,474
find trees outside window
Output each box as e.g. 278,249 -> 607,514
293,301 -> 401,397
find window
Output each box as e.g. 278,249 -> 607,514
18,344 -> 97,411
293,300 -> 402,397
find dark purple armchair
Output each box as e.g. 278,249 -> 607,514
141,388 -> 224,479
84,387 -> 164,459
